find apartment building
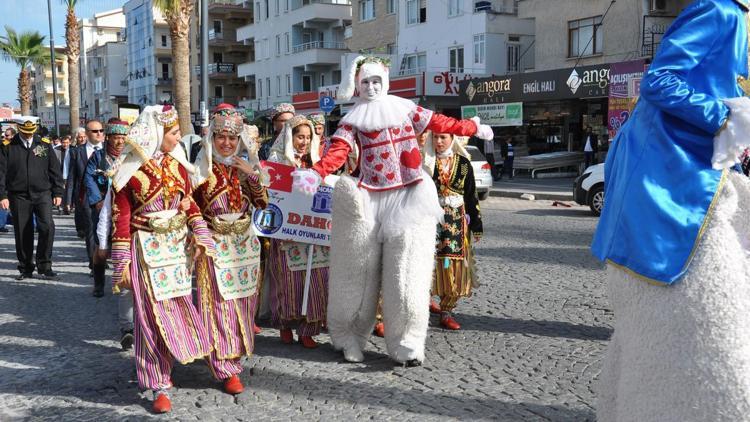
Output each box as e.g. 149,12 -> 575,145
79,8 -> 127,121
32,46 -> 70,132
236,0 -> 352,111
346,0 -> 398,54
124,0 -> 174,106
190,0 -> 254,114
85,41 -> 128,122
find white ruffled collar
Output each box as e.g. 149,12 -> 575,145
340,95 -> 417,132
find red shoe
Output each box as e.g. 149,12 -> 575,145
373,322 -> 385,338
253,325 -> 262,335
299,335 -> 318,348
440,314 -> 461,330
429,300 -> 442,314
152,392 -> 172,414
223,375 -> 244,395
280,328 -> 294,344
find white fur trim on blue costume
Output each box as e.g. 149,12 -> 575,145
713,97 -> 750,170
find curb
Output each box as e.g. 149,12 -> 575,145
489,189 -> 574,202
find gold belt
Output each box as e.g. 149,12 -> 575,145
211,215 -> 252,235
147,212 -> 187,234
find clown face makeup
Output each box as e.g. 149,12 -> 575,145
359,76 -> 383,101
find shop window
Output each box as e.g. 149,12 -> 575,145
449,46 -> 464,73
569,16 -> 603,58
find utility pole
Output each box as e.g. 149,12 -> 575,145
200,0 -> 209,128
46,0 -> 60,136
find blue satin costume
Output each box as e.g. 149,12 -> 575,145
592,0 -> 749,284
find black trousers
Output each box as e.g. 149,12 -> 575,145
80,197 -> 95,268
584,151 -> 595,169
9,191 -> 55,273
90,206 -> 105,291
485,152 -> 499,180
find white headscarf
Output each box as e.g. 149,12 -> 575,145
192,122 -> 260,188
423,134 -> 471,176
268,115 -> 321,167
112,105 -> 194,192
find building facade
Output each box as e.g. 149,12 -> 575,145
32,46 -> 71,132
236,0 -> 352,111
86,41 -> 128,122
79,8 -> 127,121
124,0 -> 173,106
346,0 -> 398,54
189,0 -> 254,116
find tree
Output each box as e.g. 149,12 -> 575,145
0,27 -> 49,115
62,0 -> 81,133
153,0 -> 194,135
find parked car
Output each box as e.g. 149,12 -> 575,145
466,145 -> 493,200
573,163 -> 604,215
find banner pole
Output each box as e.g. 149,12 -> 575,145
300,244 -> 314,316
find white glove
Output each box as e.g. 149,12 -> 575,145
713,97 -> 750,170
471,116 -> 494,140
292,168 -> 322,196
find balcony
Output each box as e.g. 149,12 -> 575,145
209,96 -> 240,107
209,0 -> 252,19
292,41 -> 346,54
157,77 -> 173,86
288,1 -> 352,29
642,14 -> 676,58
194,63 -> 238,78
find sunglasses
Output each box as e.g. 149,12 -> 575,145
88,129 -> 104,133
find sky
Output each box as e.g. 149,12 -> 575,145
0,0 -> 125,107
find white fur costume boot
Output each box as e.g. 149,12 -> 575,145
597,172 -> 750,421
328,175 -> 381,362
381,219 -> 436,364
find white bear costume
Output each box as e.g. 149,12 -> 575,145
292,56 -> 494,365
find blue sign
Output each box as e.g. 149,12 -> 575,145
253,203 -> 283,235
319,96 -> 335,113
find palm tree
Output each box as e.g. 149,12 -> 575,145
0,27 -> 49,115
62,0 -> 81,133
153,0 -> 194,134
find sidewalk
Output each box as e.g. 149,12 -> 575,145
489,174 -> 575,201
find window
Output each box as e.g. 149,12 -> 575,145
161,35 -> 167,47
473,34 -> 485,65
215,85 -> 223,98
285,32 -> 290,53
302,75 -> 312,92
213,52 -> 223,62
387,0 -> 397,14
258,79 -> 263,98
407,0 -> 426,24
255,2 -> 261,23
448,0 -> 462,17
275,0 -> 279,15
213,20 -> 222,33
507,43 -> 520,73
320,74 -> 326,87
286,74 -> 291,94
359,0 -> 375,21
276,34 -> 281,55
387,43 -> 397,55
449,46 -> 464,73
161,63 -> 169,79
568,16 -> 603,57
264,0 -> 269,19
266,77 -> 271,97
332,70 -> 341,84
276,75 -> 281,96
400,53 -> 426,75
284,0 -> 289,12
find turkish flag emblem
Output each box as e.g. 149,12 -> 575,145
260,160 -> 294,193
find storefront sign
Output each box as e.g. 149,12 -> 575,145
459,63 -> 611,105
461,102 -> 523,127
424,72 -> 486,96
252,161 -> 334,246
607,60 -> 646,138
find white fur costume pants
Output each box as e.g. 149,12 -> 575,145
327,176 -> 437,363
598,172 -> 750,422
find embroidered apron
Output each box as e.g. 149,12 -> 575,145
212,214 -> 262,300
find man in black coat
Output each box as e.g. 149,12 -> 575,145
66,120 -> 105,275
0,120 -> 64,279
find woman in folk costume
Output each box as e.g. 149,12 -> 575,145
592,1 -> 750,420
191,104 -> 268,395
423,134 -> 482,331
291,56 -> 494,366
110,105 -> 216,414
267,115 -> 329,348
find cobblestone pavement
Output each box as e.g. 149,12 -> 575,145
0,198 -> 609,421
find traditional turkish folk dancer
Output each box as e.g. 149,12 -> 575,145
191,104 -> 267,395
424,133 -> 482,331
110,105 -> 216,414
267,115 -> 329,348
592,1 -> 750,420
291,56 -> 494,365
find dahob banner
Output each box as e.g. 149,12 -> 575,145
252,161 -> 334,247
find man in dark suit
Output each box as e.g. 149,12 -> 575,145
53,135 -> 71,214
68,128 -> 87,232
0,119 -> 63,279
66,120 -> 105,275
581,126 -> 599,169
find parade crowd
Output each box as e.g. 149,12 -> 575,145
0,56 -> 494,414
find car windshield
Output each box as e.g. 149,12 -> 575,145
465,146 -> 486,162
